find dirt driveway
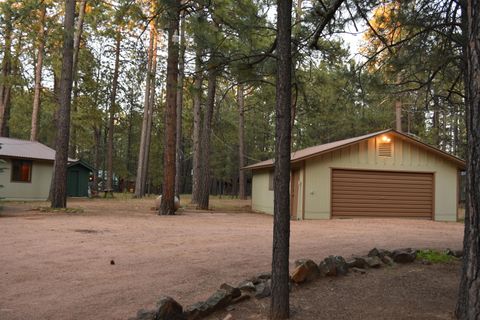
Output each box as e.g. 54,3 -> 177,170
0,198 -> 464,320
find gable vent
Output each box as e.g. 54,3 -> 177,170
378,142 -> 393,157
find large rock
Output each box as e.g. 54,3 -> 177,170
392,248 -> 417,263
334,256 -> 348,275
319,255 -> 336,276
184,285 -> 240,320
381,255 -> 394,266
155,195 -> 180,211
446,248 -> 463,258
368,248 -> 392,259
291,259 -> 319,283
254,279 -> 271,299
130,297 -> 185,320
237,280 -> 256,293
319,255 -> 348,276
219,283 -> 241,299
364,256 -> 382,268
156,296 -> 185,320
346,256 -> 369,269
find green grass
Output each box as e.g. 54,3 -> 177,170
417,249 -> 457,263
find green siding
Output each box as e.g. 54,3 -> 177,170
67,164 -> 91,197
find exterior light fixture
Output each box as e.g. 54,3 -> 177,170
381,136 -> 391,143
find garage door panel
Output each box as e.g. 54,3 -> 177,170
331,169 -> 433,219
332,194 -> 433,201
333,171 -> 433,180
332,185 -> 432,194
333,176 -> 433,184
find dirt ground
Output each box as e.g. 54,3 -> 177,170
0,197 -> 464,320
208,261 -> 461,320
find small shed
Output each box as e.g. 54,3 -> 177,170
67,161 -> 94,197
244,129 -> 465,222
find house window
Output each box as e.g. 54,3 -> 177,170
12,159 -> 32,183
268,171 -> 274,191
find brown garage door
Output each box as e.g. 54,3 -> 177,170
331,169 -> 433,219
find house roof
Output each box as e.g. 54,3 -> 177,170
68,160 -> 95,172
243,129 -> 465,170
0,137 -> 76,162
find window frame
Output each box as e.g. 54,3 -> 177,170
11,159 -> 33,183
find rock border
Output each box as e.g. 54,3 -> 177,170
129,247 -> 462,320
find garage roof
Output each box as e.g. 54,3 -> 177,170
243,129 -> 465,170
0,137 -> 76,162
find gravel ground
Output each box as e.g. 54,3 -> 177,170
208,261 -> 461,320
0,198 -> 464,320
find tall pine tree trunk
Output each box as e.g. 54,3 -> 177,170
106,29 -> 121,191
238,83 -> 246,200
159,3 -> 180,215
134,11 -> 156,198
0,3 -> 12,137
196,67 -> 217,210
51,0 -> 76,208
141,29 -> 159,195
175,14 -> 186,196
270,0 -> 292,318
191,48 -> 203,204
69,0 -> 87,158
456,0 -> 480,318
30,5 -> 47,141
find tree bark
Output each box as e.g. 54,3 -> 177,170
30,4 -> 47,142
142,29 -> 159,195
196,67 -> 217,210
0,3 -> 12,137
238,83 -> 246,200
134,11 -> 156,198
191,48 -> 203,204
270,0 -> 292,319
106,29 -> 121,191
175,14 -> 186,196
51,0 -> 76,208
69,0 -> 87,158
159,3 -> 180,215
456,0 -> 480,318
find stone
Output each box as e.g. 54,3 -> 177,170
291,259 -> 319,283
381,255 -> 394,266
219,283 -> 241,299
156,296 -> 185,320
155,195 -> 180,211
421,259 -> 432,265
183,302 -> 208,320
334,256 -> 348,275
205,290 -> 232,310
254,279 -> 271,299
346,256 -> 369,269
350,267 -> 367,274
368,248 -> 392,259
319,256 -> 337,276
237,280 -> 256,292
392,248 -> 417,263
183,287 -> 238,320
223,314 -> 234,320
131,309 -> 156,320
364,256 -> 382,268
446,248 -> 463,258
256,272 -> 271,280
231,294 -> 250,304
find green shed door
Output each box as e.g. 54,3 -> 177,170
67,170 -> 79,196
